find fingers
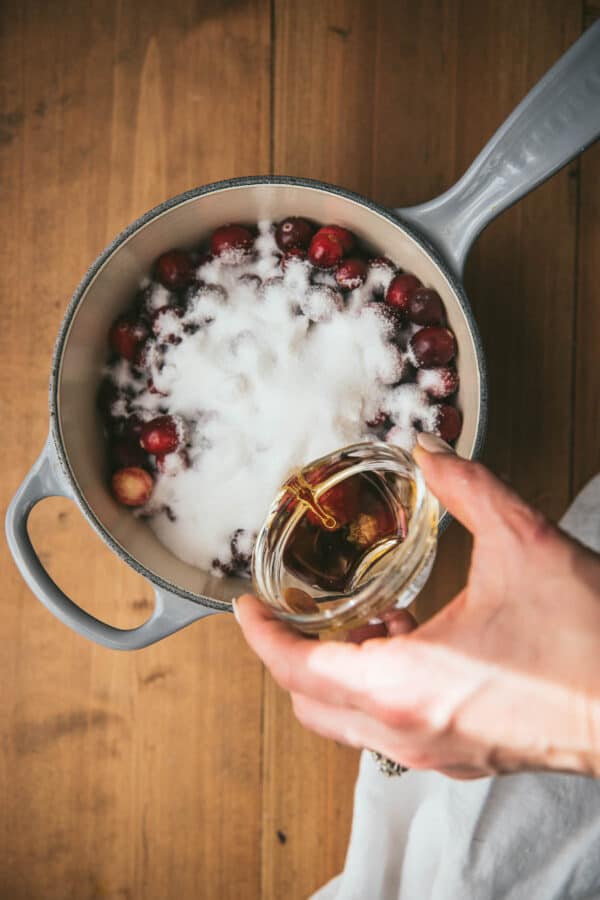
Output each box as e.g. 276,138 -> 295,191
383,608 -> 418,636
234,594 -> 374,707
345,609 -> 417,644
291,692 -> 399,751
414,438 -> 537,539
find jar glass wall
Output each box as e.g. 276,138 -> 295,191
252,442 -> 438,635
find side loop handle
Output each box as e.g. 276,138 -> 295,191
5,438 -> 219,650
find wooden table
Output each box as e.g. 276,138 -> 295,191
2,2 -> 599,897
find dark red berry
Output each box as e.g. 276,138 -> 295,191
155,250 -> 195,290
410,326 -> 456,367
308,225 -> 354,269
156,449 -> 189,476
385,274 -> 421,313
408,288 -> 444,326
369,257 -> 397,273
366,411 -> 388,428
146,378 -> 168,397
281,247 -> 307,270
416,366 -> 459,399
140,415 -> 182,455
110,438 -> 148,470
275,217 -> 315,251
97,378 -> 119,417
108,315 -> 150,361
433,404 -> 462,442
151,305 -> 184,342
210,224 -> 254,260
335,257 -> 368,290
111,467 -> 153,507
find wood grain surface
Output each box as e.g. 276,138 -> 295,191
1,2 -> 598,899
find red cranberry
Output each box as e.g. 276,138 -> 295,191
366,411 -> 388,428
433,404 -> 462,442
335,258 -> 368,289
416,366 -> 459,399
385,274 -> 421,313
281,248 -> 307,270
151,305 -> 184,341
306,472 -> 361,528
156,449 -> 189,476
108,315 -> 150,361
110,438 -> 148,470
146,378 -> 168,397
408,288 -> 444,326
210,224 -> 254,259
155,250 -> 195,290
362,301 -> 403,340
97,379 -> 119,417
410,326 -> 456,367
275,217 -> 315,251
369,257 -> 397,273
140,415 -> 182,455
111,467 -> 153,507
308,225 -> 355,269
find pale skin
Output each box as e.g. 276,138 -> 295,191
235,435 -> 600,779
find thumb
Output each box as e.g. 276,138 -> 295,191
413,434 -> 531,538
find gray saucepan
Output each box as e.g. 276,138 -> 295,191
6,21 -> 600,650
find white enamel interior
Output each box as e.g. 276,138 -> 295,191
56,183 -> 482,603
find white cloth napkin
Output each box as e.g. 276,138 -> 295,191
312,474 -> 600,900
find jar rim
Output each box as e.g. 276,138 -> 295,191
251,441 -> 438,633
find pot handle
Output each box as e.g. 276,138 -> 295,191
5,438 -> 220,650
396,20 -> 600,277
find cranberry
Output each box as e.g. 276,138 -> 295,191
140,415 -> 182,455
366,411 -> 388,428
433,404 -> 462,442
151,305 -> 184,342
335,258 -> 368,290
275,217 -> 315,251
111,466 -> 153,507
156,449 -> 189,476
308,225 -> 355,269
146,378 -> 168,397
110,438 -> 148,470
108,314 -> 150,361
281,248 -> 307,270
306,473 -> 361,528
210,224 -> 254,260
410,326 -> 456,367
230,528 -> 254,575
155,250 -> 195,290
97,378 -> 119,418
369,257 -> 396,273
361,301 -> 403,340
416,366 -> 459,399
385,274 -> 421,313
408,288 -> 444,326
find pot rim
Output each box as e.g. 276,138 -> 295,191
48,174 -> 487,604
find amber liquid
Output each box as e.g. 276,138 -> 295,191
282,470 -> 409,595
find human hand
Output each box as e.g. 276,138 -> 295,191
235,435 -> 600,779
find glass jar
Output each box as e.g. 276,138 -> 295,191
252,441 -> 438,635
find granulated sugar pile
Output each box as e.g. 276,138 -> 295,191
103,221 -> 439,575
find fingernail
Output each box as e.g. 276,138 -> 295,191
231,597 -> 241,624
416,432 -> 455,455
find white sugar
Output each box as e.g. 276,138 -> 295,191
106,222 -> 435,574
